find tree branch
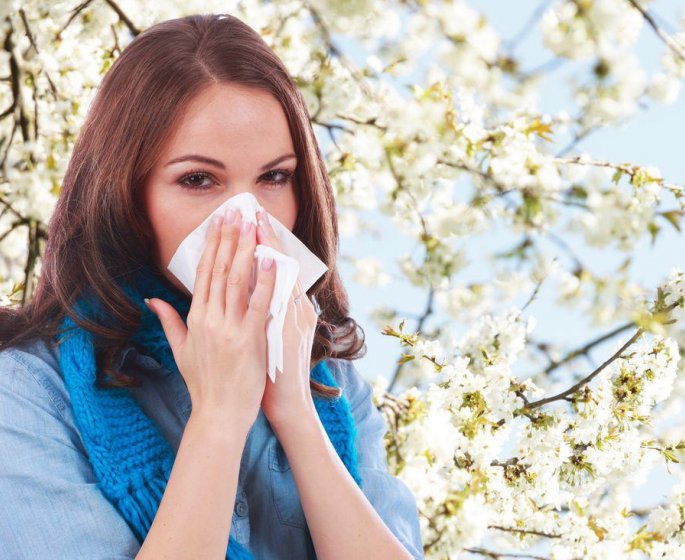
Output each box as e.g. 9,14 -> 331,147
626,0 -> 685,62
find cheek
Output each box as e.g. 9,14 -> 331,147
144,183 -> 202,268
264,191 -> 298,232
150,215 -> 181,267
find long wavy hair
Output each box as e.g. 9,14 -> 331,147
0,13 -> 366,398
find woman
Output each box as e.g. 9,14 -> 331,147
0,13 -> 423,560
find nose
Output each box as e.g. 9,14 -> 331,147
221,188 -> 263,207
214,190 -> 267,222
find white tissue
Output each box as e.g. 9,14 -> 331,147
167,192 -> 329,383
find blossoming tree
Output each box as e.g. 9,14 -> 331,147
2,0 -> 685,558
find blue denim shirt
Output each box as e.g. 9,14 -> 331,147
0,337 -> 423,559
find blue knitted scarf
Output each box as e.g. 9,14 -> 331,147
54,264 -> 362,558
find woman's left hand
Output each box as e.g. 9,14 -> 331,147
255,209 -> 319,428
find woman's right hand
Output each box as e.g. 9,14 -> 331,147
146,207 -> 277,432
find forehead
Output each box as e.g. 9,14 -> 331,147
161,83 -> 294,159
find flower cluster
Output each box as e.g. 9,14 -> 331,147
3,1 -> 685,558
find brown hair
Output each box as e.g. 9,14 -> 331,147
0,13 -> 366,398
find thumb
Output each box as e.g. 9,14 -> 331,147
145,297 -> 187,351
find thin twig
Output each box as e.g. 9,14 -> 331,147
525,302 -> 678,409
626,0 -> 685,62
540,321 -> 635,377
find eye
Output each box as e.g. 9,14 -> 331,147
176,168 -> 294,192
261,168 -> 294,190
177,169 -> 217,191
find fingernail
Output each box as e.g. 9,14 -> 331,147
241,218 -> 253,235
213,214 -> 224,229
258,218 -> 267,236
225,207 -> 237,224
261,256 -> 274,270
144,298 -> 152,309
259,211 -> 271,236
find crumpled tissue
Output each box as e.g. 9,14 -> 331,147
167,192 -> 328,383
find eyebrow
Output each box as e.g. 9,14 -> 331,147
164,153 -> 297,172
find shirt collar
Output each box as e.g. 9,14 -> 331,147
115,343 -> 169,375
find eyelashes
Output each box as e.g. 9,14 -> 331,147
177,168 -> 294,191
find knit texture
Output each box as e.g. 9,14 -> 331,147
55,264 -> 362,558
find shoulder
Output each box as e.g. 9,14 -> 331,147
326,357 -> 373,408
0,335 -> 91,470
0,336 -> 62,376
0,335 -> 62,375
0,336 -> 72,423
0,338 -> 142,557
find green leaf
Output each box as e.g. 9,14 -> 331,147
660,210 -> 683,232
612,169 -> 624,184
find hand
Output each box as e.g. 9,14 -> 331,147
146,208 -> 277,433
255,209 -> 320,428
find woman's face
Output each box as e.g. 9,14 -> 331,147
142,82 -> 299,294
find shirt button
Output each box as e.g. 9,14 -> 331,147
235,500 -> 248,517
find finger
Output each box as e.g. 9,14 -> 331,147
208,207 -> 241,316
283,290 -> 298,333
294,291 -> 309,325
285,283 -> 297,313
244,255 -> 277,332
294,277 -> 305,299
292,278 -> 316,324
146,298 -> 187,352
193,214 -> 224,309
288,289 -> 302,324
256,209 -> 283,252
294,278 -> 307,309
225,214 -> 257,323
